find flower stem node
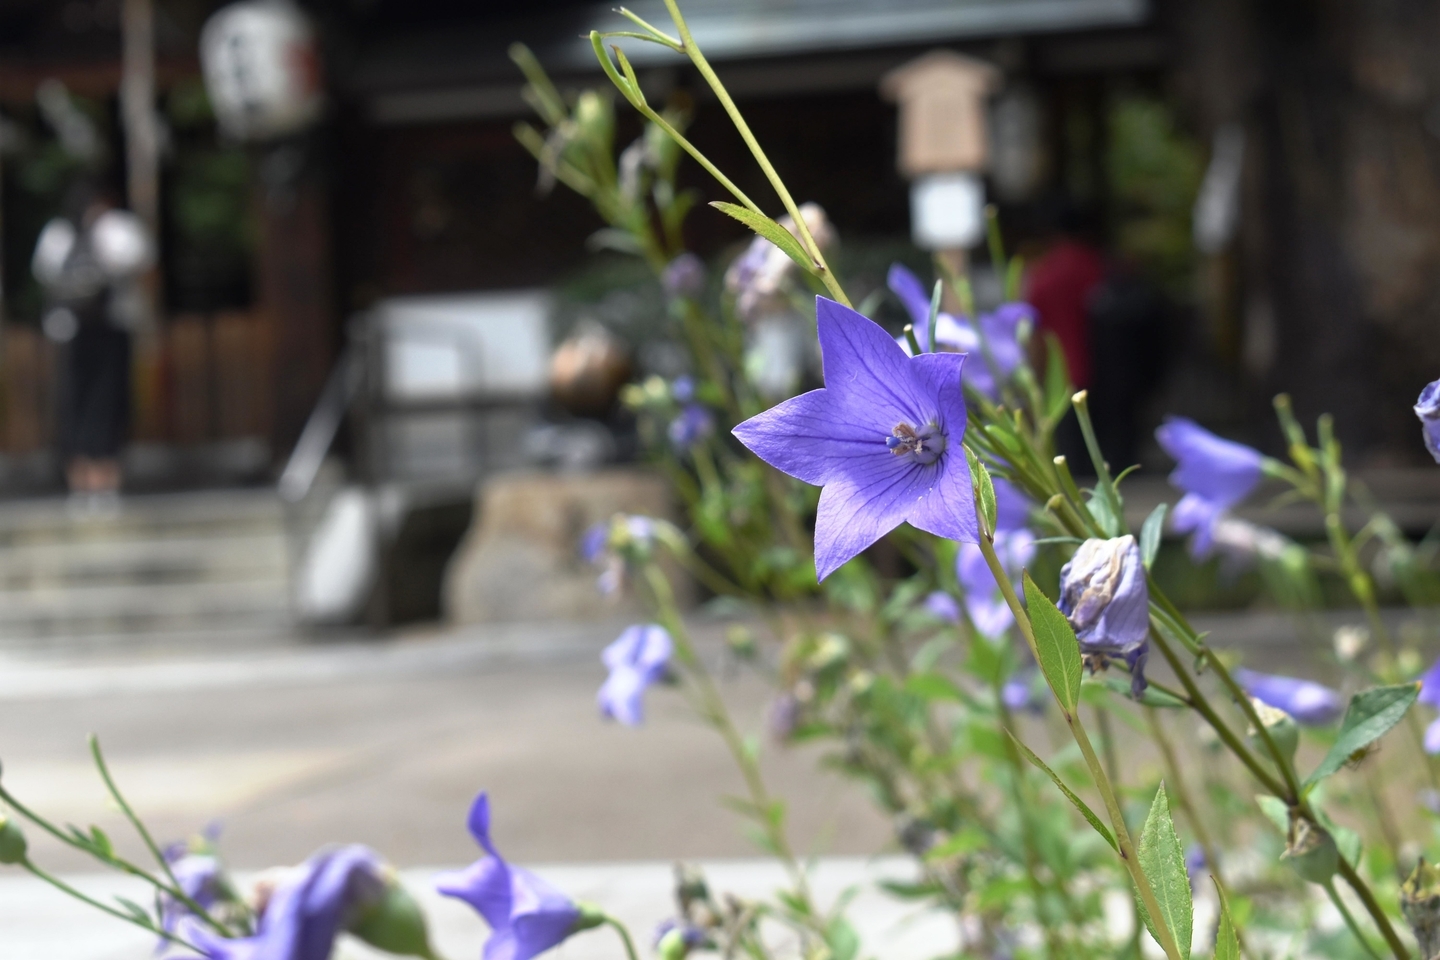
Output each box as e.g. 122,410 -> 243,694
1282,812 -> 1339,884
0,814 -> 27,865
1402,858 -> 1440,959
573,901 -> 607,932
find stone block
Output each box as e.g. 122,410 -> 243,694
443,467 -> 686,623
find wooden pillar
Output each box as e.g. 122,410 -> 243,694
256,155 -> 336,460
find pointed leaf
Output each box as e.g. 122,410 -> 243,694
1212,879 -> 1241,960
1022,572 -> 1083,714
1141,503 -> 1168,570
1255,795 -> 1289,836
1138,783 -> 1193,960
964,446 -> 997,535
1305,683 -> 1420,787
114,896 -> 152,924
708,202 -> 814,273
1004,728 -> 1116,851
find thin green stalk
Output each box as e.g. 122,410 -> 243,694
604,915 -> 642,960
1334,847 -> 1410,959
1323,880 -> 1385,960
641,564 -> 817,917
974,532 -> 1185,960
657,0 -> 850,306
1070,391 -> 1123,532
996,691 -> 1066,958
22,859 -> 203,953
90,737 -> 227,936
1052,456 -> 1103,536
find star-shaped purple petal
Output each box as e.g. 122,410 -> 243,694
733,297 -> 978,580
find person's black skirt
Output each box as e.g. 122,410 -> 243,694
59,319 -> 131,460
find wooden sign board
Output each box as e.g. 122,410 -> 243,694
881,50 -> 1001,176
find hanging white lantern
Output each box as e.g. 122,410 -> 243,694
200,0 -> 324,142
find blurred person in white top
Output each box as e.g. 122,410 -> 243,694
31,178 -> 153,503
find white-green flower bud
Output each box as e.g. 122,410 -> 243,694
0,814 -> 28,865
1282,812 -> 1338,884
348,879 -> 437,959
1248,698 -> 1299,766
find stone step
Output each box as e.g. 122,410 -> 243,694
0,578 -> 290,636
0,489 -> 285,546
0,532 -> 288,589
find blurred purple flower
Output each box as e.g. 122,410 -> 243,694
733,296 -> 977,580
1156,417 -> 1265,559
725,203 -> 833,321
662,254 -> 706,300
671,376 -> 696,404
1418,657 -> 1440,752
160,851 -> 223,940
1185,844 -> 1207,891
598,624 -> 673,726
768,693 -> 803,741
1416,379 -> 1440,463
1058,536 -> 1150,698
1001,669 -> 1046,714
956,529 -> 1036,638
668,404 -> 714,452
922,591 -> 961,624
579,515 -> 658,596
437,793 -> 580,960
191,846 -> 385,960
991,476 -> 1032,533
1235,668 -> 1343,726
886,264 -> 1028,398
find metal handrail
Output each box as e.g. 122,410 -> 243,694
277,345 -> 364,503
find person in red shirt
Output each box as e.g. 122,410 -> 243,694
1025,207 -> 1106,390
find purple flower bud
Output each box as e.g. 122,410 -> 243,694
598,624 -> 673,726
1058,536 -> 1150,697
1415,379 -> 1440,463
668,404 -> 714,452
733,297 -> 978,580
192,846 -> 386,960
956,529 -> 1035,638
1235,668 -> 1343,726
662,253 -> 706,300
437,793 -> 580,960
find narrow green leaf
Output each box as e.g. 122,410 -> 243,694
1141,503 -> 1168,570
1255,795 -> 1289,836
1212,879 -> 1241,960
825,916 -> 860,960
89,825 -> 113,858
1305,683 -> 1420,786
1022,572 -> 1083,714
114,896 -> 151,924
1137,783 -> 1193,960
1004,728 -> 1117,851
708,202 -> 814,273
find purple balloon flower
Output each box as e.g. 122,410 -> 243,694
1156,417 -> 1265,558
1058,536 -> 1151,698
662,254 -> 706,300
160,850 -> 224,940
1235,668 -> 1343,726
991,476 -> 1032,532
922,591 -> 961,623
668,404 -> 714,452
671,376 -> 696,404
1416,379 -> 1440,464
598,624 -> 673,726
956,529 -> 1036,638
437,793 -> 580,960
191,846 -> 385,960
886,264 -> 1027,398
1416,657 -> 1440,752
1001,669 -> 1046,714
733,296 -> 978,580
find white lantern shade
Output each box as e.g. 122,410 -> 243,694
910,172 -> 986,251
200,0 -> 324,141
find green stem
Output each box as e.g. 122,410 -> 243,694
996,691 -> 1065,958
657,0 -> 850,306
1324,880 -> 1385,960
641,563 -> 817,918
1335,851 -> 1411,960
22,859 -> 203,953
974,532 -> 1185,960
604,915 -> 641,960
90,737 -> 228,936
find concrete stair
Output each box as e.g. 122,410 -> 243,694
0,489 -> 295,653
